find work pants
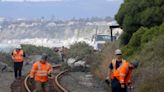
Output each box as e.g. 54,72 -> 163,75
33,81 -> 49,92
111,78 -> 127,92
60,53 -> 65,62
14,62 -> 23,79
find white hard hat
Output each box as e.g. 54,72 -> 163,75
115,49 -> 122,55
16,45 -> 21,49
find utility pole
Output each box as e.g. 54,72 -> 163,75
95,26 -> 98,36
109,25 -> 120,42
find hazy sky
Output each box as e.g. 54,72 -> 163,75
0,0 -> 123,20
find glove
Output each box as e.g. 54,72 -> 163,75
48,73 -> 52,77
29,77 -> 34,85
104,79 -> 110,85
29,77 -> 34,82
127,81 -> 132,86
127,82 -> 132,86
121,84 -> 125,88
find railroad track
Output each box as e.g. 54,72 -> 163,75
23,65 -> 69,92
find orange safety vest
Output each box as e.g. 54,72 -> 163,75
110,59 -> 131,84
30,61 -> 53,82
12,49 -> 24,62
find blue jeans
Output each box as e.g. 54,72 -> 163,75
14,62 -> 23,79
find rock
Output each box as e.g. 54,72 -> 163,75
0,62 -> 13,72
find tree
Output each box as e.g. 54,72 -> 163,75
115,0 -> 164,45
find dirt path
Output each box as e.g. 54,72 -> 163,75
0,72 -> 14,92
0,55 -> 41,92
0,63 -> 32,92
61,72 -> 109,92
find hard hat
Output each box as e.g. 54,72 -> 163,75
16,45 -> 21,49
41,53 -> 48,61
115,49 -> 122,55
130,60 -> 139,68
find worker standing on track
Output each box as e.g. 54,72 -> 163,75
11,45 -> 25,79
30,54 -> 53,92
59,46 -> 65,62
107,49 -> 138,92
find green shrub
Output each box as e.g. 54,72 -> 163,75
21,44 -> 60,63
141,26 -> 159,43
0,52 -> 13,66
133,34 -> 164,92
68,41 -> 94,61
120,32 -> 131,46
129,27 -> 147,47
116,0 -> 164,45
122,23 -> 164,58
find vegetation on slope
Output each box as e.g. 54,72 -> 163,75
115,0 -> 164,45
122,23 -> 164,58
122,24 -> 164,92
68,41 -> 94,62
0,52 -> 13,67
21,44 -> 60,63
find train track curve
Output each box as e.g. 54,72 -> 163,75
23,65 -> 69,92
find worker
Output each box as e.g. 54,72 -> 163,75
107,49 -> 138,92
59,46 -> 65,62
126,60 -> 139,91
30,54 -> 53,92
11,45 -> 25,79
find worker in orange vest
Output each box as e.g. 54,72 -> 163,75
107,49 -> 138,92
30,54 -> 53,92
11,45 -> 25,79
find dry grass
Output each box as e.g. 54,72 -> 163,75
132,34 -> 164,92
91,41 -> 119,80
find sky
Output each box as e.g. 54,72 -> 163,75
0,0 -> 123,20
